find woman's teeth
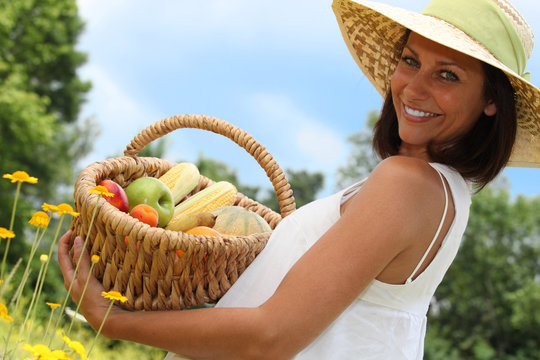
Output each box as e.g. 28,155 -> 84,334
404,105 -> 438,117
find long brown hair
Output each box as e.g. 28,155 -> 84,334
372,62 -> 517,190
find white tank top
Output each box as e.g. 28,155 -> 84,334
165,163 -> 472,360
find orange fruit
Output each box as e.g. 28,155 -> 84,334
185,226 -> 221,237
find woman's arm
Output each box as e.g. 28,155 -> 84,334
58,156 -> 446,359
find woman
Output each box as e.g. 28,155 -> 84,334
58,0 -> 540,359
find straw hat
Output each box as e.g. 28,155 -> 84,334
332,0 -> 540,168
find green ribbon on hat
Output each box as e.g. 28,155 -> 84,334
422,0 -> 530,81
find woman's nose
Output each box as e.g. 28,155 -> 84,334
403,72 -> 430,100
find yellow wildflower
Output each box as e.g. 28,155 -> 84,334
0,303 -> 14,322
0,227 -> 15,239
42,202 -> 59,213
40,254 -> 49,263
23,343 -> 73,359
29,211 -> 50,228
101,291 -> 128,303
46,302 -> 61,310
51,350 -> 75,360
91,255 -> 100,264
88,185 -> 114,197
24,343 -> 51,356
63,336 -> 88,360
3,170 -> 38,184
56,203 -> 80,217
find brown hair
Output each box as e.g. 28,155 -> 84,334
372,62 -> 517,190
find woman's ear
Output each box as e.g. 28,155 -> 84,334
484,100 -> 497,117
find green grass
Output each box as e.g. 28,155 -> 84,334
0,305 -> 167,360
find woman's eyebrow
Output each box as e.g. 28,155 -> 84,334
404,44 -> 466,72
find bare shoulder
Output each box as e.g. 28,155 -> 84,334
342,156 -> 447,241
358,156 -> 445,202
369,156 -> 441,189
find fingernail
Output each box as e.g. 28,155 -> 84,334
75,237 -> 83,246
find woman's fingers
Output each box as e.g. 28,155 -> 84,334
58,231 -> 92,300
58,230 -> 75,289
57,231 -> 117,331
72,236 -> 92,279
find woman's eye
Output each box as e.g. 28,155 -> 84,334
401,56 -> 419,68
441,70 -> 459,82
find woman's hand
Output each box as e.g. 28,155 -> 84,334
57,230 -> 123,336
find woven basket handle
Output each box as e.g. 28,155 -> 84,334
124,114 -> 296,218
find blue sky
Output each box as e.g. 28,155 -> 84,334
75,0 -> 540,199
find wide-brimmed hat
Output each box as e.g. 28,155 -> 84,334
332,0 -> 540,168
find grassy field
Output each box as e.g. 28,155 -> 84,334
0,308 -> 167,359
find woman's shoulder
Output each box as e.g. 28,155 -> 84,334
368,155 -> 442,192
343,155 -> 446,221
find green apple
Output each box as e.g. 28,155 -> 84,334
125,177 -> 174,227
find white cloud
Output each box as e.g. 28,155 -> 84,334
79,64 -> 155,133
77,64 -> 159,165
297,125 -> 346,165
248,93 -> 346,169
76,0 -> 129,25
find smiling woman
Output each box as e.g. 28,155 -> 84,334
59,0 -> 539,359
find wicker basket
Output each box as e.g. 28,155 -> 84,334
69,114 -> 296,311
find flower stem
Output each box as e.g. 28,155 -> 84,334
0,182 -> 21,279
12,228 -> 41,308
50,195 -> 102,346
0,258 -> 22,300
66,261 -> 96,336
87,300 -> 115,358
35,214 -> 65,303
18,259 -> 46,343
42,308 -> 58,342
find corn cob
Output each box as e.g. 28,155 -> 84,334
159,162 -> 200,204
170,181 -> 237,221
165,212 -> 216,232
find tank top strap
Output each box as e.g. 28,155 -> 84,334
405,166 -> 449,284
340,178 -> 368,205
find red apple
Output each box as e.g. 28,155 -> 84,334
99,179 -> 129,213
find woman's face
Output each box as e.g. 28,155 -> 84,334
391,32 -> 496,159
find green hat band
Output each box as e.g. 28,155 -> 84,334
422,0 -> 529,80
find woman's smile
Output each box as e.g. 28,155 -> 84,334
402,103 -> 441,122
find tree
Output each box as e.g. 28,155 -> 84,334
259,168 -> 325,212
0,0 -> 93,267
192,152 -> 324,212
425,189 -> 540,360
132,136 -> 171,159
194,151 -> 261,201
334,109 -> 380,191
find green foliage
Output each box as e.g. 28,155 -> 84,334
124,136 -> 172,159
261,168 -> 325,212
0,0 -> 90,124
193,151 -> 260,199
425,189 -> 540,359
0,0 -> 95,270
193,152 -> 325,212
334,109 -> 380,190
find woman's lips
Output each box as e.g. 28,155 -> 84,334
402,104 -> 441,123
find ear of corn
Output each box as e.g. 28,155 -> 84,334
165,212 -> 216,232
170,181 -> 237,221
159,162 -> 200,204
